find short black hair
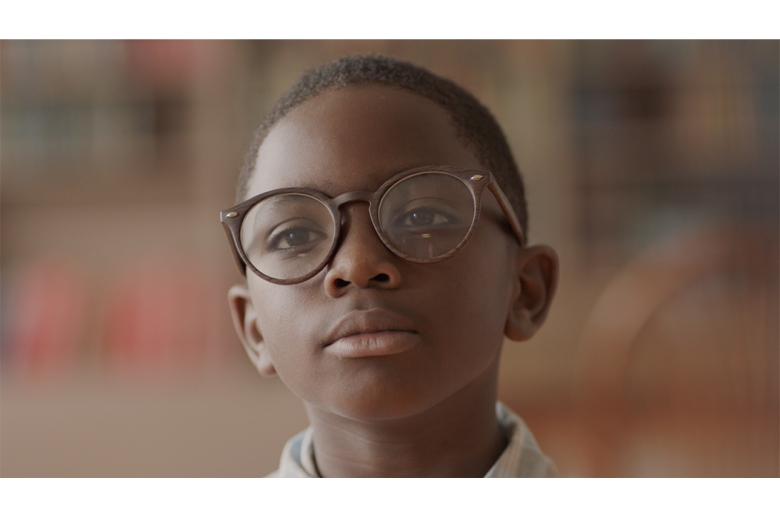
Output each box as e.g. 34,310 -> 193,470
238,54 -> 529,236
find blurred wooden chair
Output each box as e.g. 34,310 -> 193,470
574,221 -> 779,476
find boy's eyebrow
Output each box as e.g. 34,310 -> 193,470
267,178 -> 364,198
265,164 -> 450,197
308,179 -> 344,197
290,165 -> 441,196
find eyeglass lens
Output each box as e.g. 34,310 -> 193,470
240,193 -> 337,281
239,172 -> 476,281
378,172 -> 474,260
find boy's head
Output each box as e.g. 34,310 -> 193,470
236,54 -> 528,236
226,55 -> 558,422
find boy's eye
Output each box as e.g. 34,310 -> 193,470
393,205 -> 458,231
279,228 -> 315,248
267,222 -> 328,252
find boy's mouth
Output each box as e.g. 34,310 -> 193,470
323,309 -> 420,358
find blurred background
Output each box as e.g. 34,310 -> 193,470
1,40 -> 777,477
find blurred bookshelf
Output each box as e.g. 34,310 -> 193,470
1,41 -> 244,381
1,41 -> 194,206
569,41 -> 779,267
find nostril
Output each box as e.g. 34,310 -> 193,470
334,278 -> 350,288
372,273 -> 390,282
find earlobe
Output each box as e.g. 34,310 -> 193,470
228,284 -> 277,376
504,245 -> 559,342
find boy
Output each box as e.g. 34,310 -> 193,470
221,55 -> 559,477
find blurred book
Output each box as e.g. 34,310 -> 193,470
103,258 -> 214,377
4,258 -> 87,379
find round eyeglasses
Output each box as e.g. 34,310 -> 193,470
220,166 -> 526,285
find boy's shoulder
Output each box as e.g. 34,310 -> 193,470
267,402 -> 557,478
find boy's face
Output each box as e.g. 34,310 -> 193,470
232,85 -> 534,421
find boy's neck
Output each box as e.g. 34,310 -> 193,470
303,359 -> 506,478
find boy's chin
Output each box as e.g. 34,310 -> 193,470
305,389 -> 444,423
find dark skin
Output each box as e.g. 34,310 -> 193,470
229,84 -> 559,477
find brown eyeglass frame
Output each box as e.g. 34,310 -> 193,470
220,165 -> 526,284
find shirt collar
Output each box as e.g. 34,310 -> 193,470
270,401 -> 557,477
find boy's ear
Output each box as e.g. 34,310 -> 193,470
504,245 -> 559,342
228,284 -> 276,377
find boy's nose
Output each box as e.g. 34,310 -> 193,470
323,204 -> 402,297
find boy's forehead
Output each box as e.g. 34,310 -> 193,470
248,84 -> 483,197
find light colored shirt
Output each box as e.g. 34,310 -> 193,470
269,401 -> 557,477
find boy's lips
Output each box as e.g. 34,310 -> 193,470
323,308 -> 420,358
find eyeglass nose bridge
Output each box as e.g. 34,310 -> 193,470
331,190 -> 374,206
328,189 -> 387,239
326,190 -> 384,255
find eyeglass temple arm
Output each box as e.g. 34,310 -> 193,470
487,181 -> 526,247
221,220 -> 249,277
